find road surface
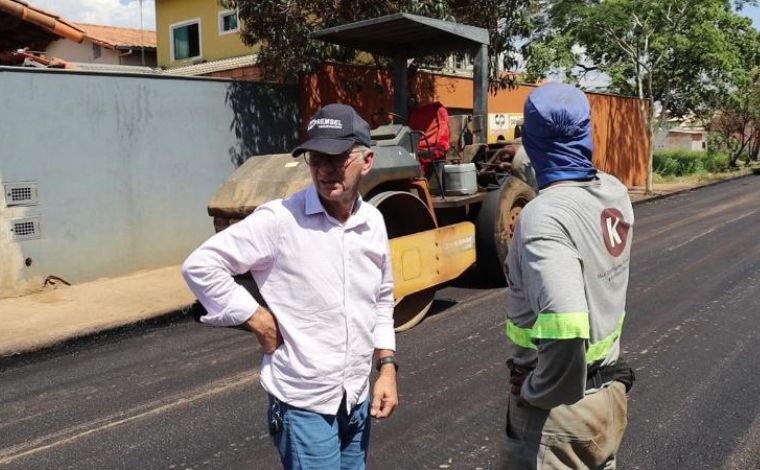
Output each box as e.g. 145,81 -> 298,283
2,176 -> 760,469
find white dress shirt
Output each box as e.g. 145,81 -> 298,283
182,185 -> 395,414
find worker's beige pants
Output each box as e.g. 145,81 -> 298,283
503,381 -> 628,470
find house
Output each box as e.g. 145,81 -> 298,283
0,0 -> 156,69
655,116 -> 708,152
154,2 -> 478,79
155,0 -> 255,73
46,22 -> 157,67
655,128 -> 707,152
0,0 -> 85,63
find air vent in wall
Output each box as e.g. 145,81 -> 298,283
4,182 -> 39,207
8,216 -> 41,241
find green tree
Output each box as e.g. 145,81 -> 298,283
526,0 -> 760,192
220,0 -> 536,87
712,67 -> 760,166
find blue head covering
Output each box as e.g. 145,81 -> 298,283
522,82 -> 596,189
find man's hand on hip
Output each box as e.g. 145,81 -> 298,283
371,367 -> 398,419
244,306 -> 282,354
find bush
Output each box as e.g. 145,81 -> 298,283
653,150 -> 731,176
653,150 -> 703,176
702,151 -> 730,173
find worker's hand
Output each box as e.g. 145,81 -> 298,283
371,367 -> 398,419
508,366 -> 533,407
509,366 -> 529,396
244,306 -> 282,354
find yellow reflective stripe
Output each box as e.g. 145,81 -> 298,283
532,312 -> 590,340
505,320 -> 537,350
506,313 -> 625,363
506,312 -> 589,348
586,314 -> 625,364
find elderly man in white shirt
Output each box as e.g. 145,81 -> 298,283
182,103 -> 398,470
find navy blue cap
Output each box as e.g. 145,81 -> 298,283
292,104 -> 372,157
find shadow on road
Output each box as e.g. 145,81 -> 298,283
427,297 -> 459,320
448,265 -> 506,290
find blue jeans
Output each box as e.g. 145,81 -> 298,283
268,394 -> 371,470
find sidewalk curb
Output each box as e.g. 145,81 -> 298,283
0,302 -> 200,367
631,173 -> 756,206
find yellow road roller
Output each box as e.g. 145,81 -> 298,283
207,13 -> 538,331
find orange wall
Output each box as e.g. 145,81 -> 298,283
586,93 -> 650,188
301,63 -> 395,129
302,63 -> 648,187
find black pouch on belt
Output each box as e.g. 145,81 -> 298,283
587,359 -> 636,392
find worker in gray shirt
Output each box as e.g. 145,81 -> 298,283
503,83 -> 635,469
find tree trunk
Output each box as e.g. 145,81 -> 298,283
638,92 -> 654,194
750,130 -> 760,162
647,131 -> 654,193
644,71 -> 657,195
731,139 -> 749,167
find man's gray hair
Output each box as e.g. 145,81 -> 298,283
353,145 -> 371,160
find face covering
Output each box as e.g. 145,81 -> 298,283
522,82 -> 596,189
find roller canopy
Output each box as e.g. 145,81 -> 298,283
311,13 -> 489,58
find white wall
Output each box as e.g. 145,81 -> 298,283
45,38 -> 158,67
46,38 -> 123,65
655,129 -> 706,152
0,68 -> 299,296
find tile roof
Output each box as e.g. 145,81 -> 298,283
162,54 -> 258,76
0,0 -> 83,30
74,22 -> 156,49
0,0 -> 86,43
67,61 -> 157,74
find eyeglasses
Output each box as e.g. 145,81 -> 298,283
303,149 -> 365,169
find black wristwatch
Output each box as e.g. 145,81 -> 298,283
376,356 -> 398,372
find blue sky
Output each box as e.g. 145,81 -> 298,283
744,4 -> 760,28
26,1 -> 760,32
32,0 -> 156,29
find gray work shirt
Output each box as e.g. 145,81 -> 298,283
505,172 -> 634,409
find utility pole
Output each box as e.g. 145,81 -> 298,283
139,0 -> 145,67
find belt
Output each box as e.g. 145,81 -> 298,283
509,361 -> 634,392
586,365 -> 619,389
587,360 -> 635,392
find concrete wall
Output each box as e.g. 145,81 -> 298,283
0,67 -> 299,297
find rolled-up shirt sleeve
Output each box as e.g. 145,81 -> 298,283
182,206 -> 279,327
373,229 -> 396,351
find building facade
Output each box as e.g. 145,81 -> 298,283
156,0 -> 254,69
46,23 -> 156,67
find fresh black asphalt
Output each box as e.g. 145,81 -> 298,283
2,175 -> 760,469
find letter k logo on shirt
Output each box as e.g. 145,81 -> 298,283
600,208 -> 630,257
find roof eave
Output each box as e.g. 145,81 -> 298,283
0,0 -> 86,43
